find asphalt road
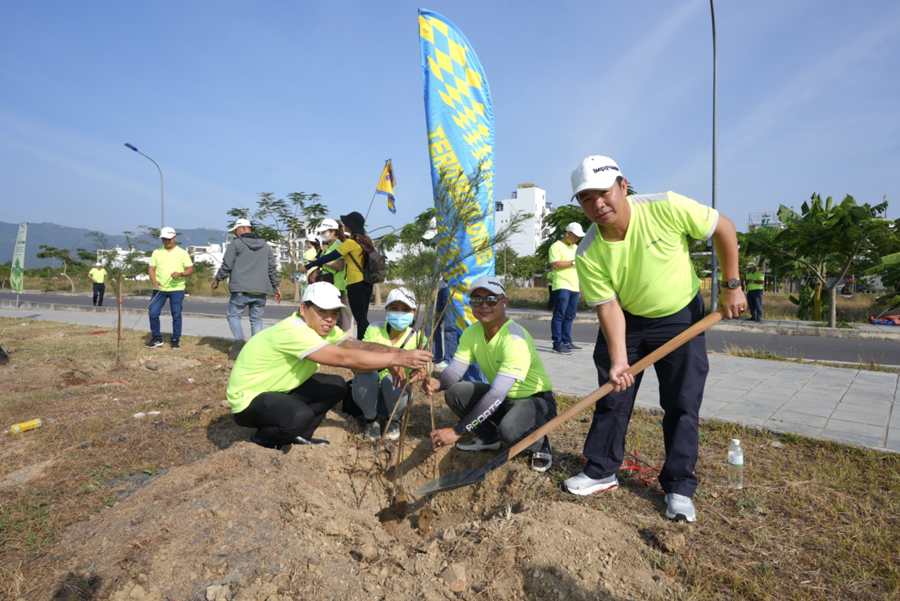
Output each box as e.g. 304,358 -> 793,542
2,291 -> 897,365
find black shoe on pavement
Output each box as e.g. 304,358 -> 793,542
565,343 -> 583,351
170,339 -> 180,349
552,345 -> 573,355
145,337 -> 164,349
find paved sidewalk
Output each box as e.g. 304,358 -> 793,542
3,308 -> 898,453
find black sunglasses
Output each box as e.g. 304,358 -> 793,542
469,295 -> 503,308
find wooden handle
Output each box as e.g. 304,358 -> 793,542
506,309 -> 724,461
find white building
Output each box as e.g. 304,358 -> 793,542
494,183 -> 553,256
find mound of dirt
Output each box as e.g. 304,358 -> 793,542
49,412 -> 678,600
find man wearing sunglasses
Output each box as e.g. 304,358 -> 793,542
564,156 -> 746,523
424,275 -> 557,472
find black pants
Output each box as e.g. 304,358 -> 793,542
585,293 -> 709,497
748,289 -> 763,320
233,373 -> 346,444
93,282 -> 106,306
346,281 -> 373,338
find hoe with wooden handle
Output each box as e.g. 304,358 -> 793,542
414,310 -> 723,496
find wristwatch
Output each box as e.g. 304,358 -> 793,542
726,278 -> 741,290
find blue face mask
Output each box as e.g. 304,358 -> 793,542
386,311 -> 414,330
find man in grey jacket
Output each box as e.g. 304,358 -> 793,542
212,218 -> 282,340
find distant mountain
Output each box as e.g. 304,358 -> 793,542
0,222 -> 229,268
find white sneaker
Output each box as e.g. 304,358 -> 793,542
562,472 -> 619,496
385,421 -> 401,441
456,435 -> 501,452
363,421 -> 381,441
665,493 -> 697,523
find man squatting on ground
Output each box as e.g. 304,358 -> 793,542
226,282 -> 431,450
563,156 -> 746,522
425,276 -> 557,473
211,218 -> 283,341
147,227 -> 194,350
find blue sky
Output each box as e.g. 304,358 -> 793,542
2,0 -> 898,240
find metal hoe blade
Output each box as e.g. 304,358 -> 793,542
415,450 -> 511,496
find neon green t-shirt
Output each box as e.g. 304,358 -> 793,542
322,240 -> 347,291
746,270 -> 764,291
149,246 -> 193,292
89,268 -> 107,284
575,192 -> 718,318
549,240 -> 578,292
304,247 -> 317,262
226,314 -> 348,413
361,321 -> 422,382
454,319 -> 552,398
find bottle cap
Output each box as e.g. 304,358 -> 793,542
732,438 -> 740,445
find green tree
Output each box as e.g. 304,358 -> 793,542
228,192 -> 326,302
0,261 -> 10,289
495,245 -> 518,282
35,245 -> 90,292
743,193 -> 893,327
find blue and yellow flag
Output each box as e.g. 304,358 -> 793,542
419,9 -> 495,340
375,160 -> 397,214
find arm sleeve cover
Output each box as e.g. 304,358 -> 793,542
437,359 -> 467,391
304,249 -> 342,270
452,374 -> 517,436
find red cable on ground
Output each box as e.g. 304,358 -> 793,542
580,449 -> 662,486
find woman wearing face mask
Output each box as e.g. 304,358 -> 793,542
351,287 -> 421,441
315,219 -> 353,332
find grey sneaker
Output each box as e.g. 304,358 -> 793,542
385,421 -> 401,441
456,435 -> 501,452
531,438 -> 553,473
562,472 -> 619,496
363,421 -> 381,441
665,493 -> 697,523
145,337 -> 163,349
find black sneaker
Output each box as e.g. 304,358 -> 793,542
565,343 -> 583,351
292,436 -> 330,445
552,345 -> 573,355
145,337 -> 164,349
170,339 -> 180,349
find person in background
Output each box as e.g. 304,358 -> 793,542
227,282 -> 431,450
88,262 -> 107,307
352,287 -> 422,441
147,227 -> 194,350
744,262 -> 764,322
316,219 -> 353,333
212,218 -> 282,341
549,222 -> 585,354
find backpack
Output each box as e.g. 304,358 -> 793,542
348,244 -> 387,285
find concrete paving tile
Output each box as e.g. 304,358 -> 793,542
822,418 -> 885,438
838,397 -> 894,411
833,400 -> 892,415
710,411 -> 767,426
739,389 -> 794,404
769,410 -> 828,429
886,426 -> 900,443
820,431 -> 885,449
853,371 -> 899,385
884,439 -> 900,453
844,385 -> 897,402
793,386 -> 848,402
725,402 -> 780,418
764,422 -> 823,438
702,386 -> 747,404
829,409 -> 888,427
780,398 -> 838,416
817,366 -> 861,380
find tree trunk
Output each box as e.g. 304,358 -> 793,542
63,262 -> 75,292
828,284 -> 838,328
813,283 -> 822,321
291,258 -> 300,302
374,283 -> 382,306
116,276 -> 124,366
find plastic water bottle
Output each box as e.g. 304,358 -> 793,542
4,418 -> 42,435
728,439 -> 744,489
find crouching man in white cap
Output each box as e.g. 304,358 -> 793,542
352,287 -> 423,441
564,155 -> 746,522
226,282 -> 432,450
424,275 -> 557,472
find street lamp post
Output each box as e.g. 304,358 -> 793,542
124,143 -> 165,230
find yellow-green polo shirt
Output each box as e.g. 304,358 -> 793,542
322,240 -> 347,291
149,246 -> 193,292
454,319 -> 552,398
89,268 -> 107,284
575,192 -> 718,318
361,321 -> 422,382
746,270 -> 764,291
226,314 -> 348,413
549,240 -> 579,292
303,247 -> 317,262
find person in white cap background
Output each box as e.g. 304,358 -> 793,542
88,261 -> 108,307
315,218 -> 353,333
424,275 -> 557,473
147,226 -> 194,349
744,262 -> 764,322
549,222 -> 586,354
211,218 -> 282,342
352,287 -> 422,441
564,156 -> 746,523
226,282 -> 431,450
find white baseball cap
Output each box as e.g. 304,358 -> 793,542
301,282 -> 345,310
317,218 -> 339,232
747,262 -> 756,268
385,287 -> 417,309
95,262 -> 102,267
570,155 -> 623,201
469,275 -> 506,296
422,217 -> 438,240
159,226 -> 177,239
565,222 -> 586,237
229,218 -> 251,231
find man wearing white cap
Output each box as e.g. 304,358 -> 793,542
88,262 -> 108,307
744,263 -> 764,322
564,156 -> 746,522
227,282 -> 432,450
352,287 -> 422,441
549,222 -> 586,354
424,275 -> 557,472
147,227 -> 194,349
212,218 -> 282,341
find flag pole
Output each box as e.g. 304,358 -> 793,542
364,190 -> 379,223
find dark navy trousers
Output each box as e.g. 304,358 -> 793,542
584,294 -> 709,497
